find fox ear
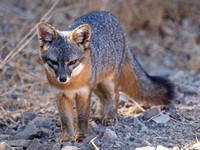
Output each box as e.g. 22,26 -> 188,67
37,22 -> 58,46
70,24 -> 91,49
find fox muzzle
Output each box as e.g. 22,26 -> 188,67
57,75 -> 70,83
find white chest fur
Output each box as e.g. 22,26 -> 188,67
63,87 -> 89,100
71,63 -> 84,77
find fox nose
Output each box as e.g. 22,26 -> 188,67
59,76 -> 67,82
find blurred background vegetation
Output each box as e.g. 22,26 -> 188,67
0,0 -> 200,109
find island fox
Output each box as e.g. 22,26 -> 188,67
37,11 -> 175,142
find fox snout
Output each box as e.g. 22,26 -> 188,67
59,76 -> 67,82
56,67 -> 71,83
57,75 -> 70,83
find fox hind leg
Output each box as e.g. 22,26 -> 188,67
92,83 -> 108,122
103,79 -> 119,126
93,74 -> 119,126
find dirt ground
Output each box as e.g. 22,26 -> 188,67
0,0 -> 200,150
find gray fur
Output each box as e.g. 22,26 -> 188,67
66,12 -> 126,85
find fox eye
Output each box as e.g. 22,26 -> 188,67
68,60 -> 77,66
47,59 -> 59,69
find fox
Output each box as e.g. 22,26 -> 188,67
36,11 -> 175,143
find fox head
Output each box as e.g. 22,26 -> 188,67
37,22 -> 91,83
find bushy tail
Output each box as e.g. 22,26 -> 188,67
119,48 -> 175,105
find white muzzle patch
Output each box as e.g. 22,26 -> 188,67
71,63 -> 84,77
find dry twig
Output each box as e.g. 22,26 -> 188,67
0,1 -> 36,19
0,0 -> 60,69
177,113 -> 195,127
120,92 -> 145,112
0,82 -> 45,97
0,105 -> 19,125
89,137 -> 99,150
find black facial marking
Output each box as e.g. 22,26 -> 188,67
68,60 -> 77,66
47,59 -> 59,70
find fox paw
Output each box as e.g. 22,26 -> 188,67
75,134 -> 87,143
102,117 -> 116,126
60,136 -> 74,143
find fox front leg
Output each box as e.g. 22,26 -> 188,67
56,94 -> 74,143
75,90 -> 91,143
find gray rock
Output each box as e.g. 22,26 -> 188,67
103,128 -> 118,139
3,140 -> 31,148
142,140 -> 152,146
178,85 -> 197,96
89,121 -> 97,128
26,139 -> 43,150
22,111 -> 36,124
40,127 -> 53,137
0,135 -> 9,140
0,119 -> 6,127
115,141 -> 122,147
143,106 -> 161,120
13,122 -> 40,140
152,113 -> 170,124
61,146 -> 79,150
32,116 -> 51,128
52,142 -> 61,150
133,118 -> 142,128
